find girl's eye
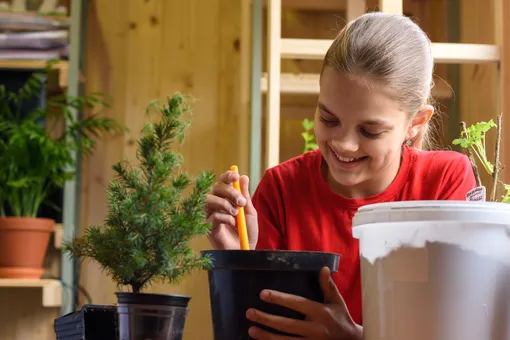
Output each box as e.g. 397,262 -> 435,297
319,116 -> 338,126
361,129 -> 384,139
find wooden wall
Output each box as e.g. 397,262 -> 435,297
78,1 -> 249,339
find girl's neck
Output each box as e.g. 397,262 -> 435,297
323,146 -> 405,199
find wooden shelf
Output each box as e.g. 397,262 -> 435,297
0,279 -> 62,307
253,0 -> 347,11
0,59 -> 69,88
280,39 -> 501,64
261,72 -> 453,99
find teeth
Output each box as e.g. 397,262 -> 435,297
334,152 -> 362,162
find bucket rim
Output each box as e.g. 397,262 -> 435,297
352,219 -> 510,239
355,200 -> 510,214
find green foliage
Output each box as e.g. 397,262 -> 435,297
0,61 -> 123,217
302,118 -> 318,153
62,93 -> 216,294
502,184 -> 510,203
452,119 -> 497,175
452,118 -> 509,203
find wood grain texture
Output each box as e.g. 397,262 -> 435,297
78,1 -> 248,339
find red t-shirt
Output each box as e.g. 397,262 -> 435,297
252,145 -> 476,325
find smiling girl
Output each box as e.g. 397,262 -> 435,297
205,12 -> 476,340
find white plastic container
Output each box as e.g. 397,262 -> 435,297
352,201 -> 510,340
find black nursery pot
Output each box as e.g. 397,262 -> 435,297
54,304 -> 118,340
201,249 -> 341,340
115,292 -> 191,340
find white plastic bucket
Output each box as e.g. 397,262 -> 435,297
352,201 -> 510,340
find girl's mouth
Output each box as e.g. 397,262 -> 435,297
330,147 -> 368,168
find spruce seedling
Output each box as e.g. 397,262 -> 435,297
63,93 -> 216,293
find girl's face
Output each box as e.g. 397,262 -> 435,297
314,67 -> 431,198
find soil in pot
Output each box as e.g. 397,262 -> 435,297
116,292 -> 191,340
0,217 -> 55,278
201,249 -> 341,340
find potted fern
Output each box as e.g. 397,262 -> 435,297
62,93 -> 216,340
0,62 -> 121,279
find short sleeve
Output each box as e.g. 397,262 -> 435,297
251,169 -> 286,250
439,154 -> 477,200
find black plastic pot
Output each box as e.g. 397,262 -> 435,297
53,304 -> 118,340
201,249 -> 341,339
116,292 -> 191,340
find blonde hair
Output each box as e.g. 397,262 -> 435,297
320,12 -> 436,150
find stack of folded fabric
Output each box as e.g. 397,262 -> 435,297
0,8 -> 70,60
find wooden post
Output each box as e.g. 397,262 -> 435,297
266,0 -> 281,168
498,0 -> 510,184
378,0 -> 402,14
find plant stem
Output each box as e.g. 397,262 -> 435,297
460,121 -> 482,187
490,113 -> 503,202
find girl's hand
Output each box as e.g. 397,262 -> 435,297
205,170 -> 258,250
246,267 -> 363,340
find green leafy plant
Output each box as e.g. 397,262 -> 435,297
452,113 -> 509,202
0,61 -> 123,217
302,118 -> 318,153
62,93 -> 216,294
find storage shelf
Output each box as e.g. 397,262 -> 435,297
280,39 -> 501,64
0,59 -> 69,88
261,72 -> 453,99
0,279 -> 62,307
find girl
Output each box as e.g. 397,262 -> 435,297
205,12 -> 476,340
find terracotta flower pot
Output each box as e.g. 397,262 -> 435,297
0,217 -> 55,279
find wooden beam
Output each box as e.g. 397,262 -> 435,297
499,0 -> 510,184
261,72 -> 453,98
0,60 -> 69,88
432,43 -> 500,64
255,0 -> 347,11
280,38 -> 501,64
266,0 -> 281,168
0,279 -> 62,307
379,0 -> 402,14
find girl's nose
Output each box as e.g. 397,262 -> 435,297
331,132 -> 359,154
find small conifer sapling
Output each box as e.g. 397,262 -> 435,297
63,93 -> 216,294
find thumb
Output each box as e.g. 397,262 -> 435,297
240,175 -> 256,215
319,267 -> 345,306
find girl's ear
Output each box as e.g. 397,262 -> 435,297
406,105 -> 434,141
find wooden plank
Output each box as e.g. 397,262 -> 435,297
499,0 -> 510,184
261,72 -> 453,99
255,0 -> 347,11
266,0 -> 281,168
0,60 -> 69,87
347,0 -> 366,21
280,38 -> 501,64
0,279 -> 62,307
379,0 -> 402,14
79,1 -> 247,340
